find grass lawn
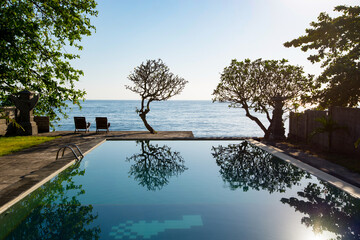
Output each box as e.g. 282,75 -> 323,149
0,136 -> 60,156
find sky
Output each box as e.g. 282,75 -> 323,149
73,0 -> 359,100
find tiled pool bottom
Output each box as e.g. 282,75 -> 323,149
1,140 -> 359,239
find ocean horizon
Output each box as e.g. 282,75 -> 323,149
55,100 -> 288,138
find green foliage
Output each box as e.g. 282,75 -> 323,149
284,5 -> 360,108
0,136 -> 59,156
0,165 -> 100,239
355,138 -> 360,148
126,59 -> 188,133
281,182 -> 360,239
310,115 -> 347,151
0,0 -> 98,127
126,140 -> 187,191
0,109 -> 24,131
212,141 -> 308,193
212,58 -> 313,138
310,116 -> 346,138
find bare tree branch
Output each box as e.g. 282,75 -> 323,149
126,59 -> 188,133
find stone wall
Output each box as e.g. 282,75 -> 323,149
34,116 -> 50,133
0,107 -> 50,136
289,107 -> 360,156
0,107 -> 17,136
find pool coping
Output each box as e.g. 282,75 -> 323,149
248,139 -> 360,199
1,135 -> 360,216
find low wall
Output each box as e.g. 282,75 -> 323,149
0,107 -> 17,136
289,107 -> 360,156
0,107 -> 49,136
34,116 -> 50,133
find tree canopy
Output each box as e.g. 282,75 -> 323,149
281,182 -> 360,240
284,5 -> 360,108
0,165 -> 100,239
0,0 -> 98,125
212,58 -> 313,139
126,59 -> 188,133
126,140 -> 187,191
212,141 -> 307,193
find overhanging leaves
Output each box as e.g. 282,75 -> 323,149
0,0 -> 98,128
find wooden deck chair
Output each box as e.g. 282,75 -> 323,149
74,117 -> 91,133
96,117 -> 110,133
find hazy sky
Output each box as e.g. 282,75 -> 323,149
73,0 -> 359,100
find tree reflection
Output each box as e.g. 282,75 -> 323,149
212,141 -> 308,193
281,182 -> 360,240
126,140 -> 187,191
0,165 -> 100,239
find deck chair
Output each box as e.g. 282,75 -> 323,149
74,117 -> 91,133
96,117 -> 110,133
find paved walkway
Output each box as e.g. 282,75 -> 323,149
0,131 -> 359,213
263,141 -> 360,189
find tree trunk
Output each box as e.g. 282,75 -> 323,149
243,106 -> 269,139
139,112 -> 156,134
268,96 -> 286,140
264,125 -> 271,140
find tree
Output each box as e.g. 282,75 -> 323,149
212,58 -> 313,139
284,5 -> 360,108
0,0 -> 98,126
0,165 -> 100,239
126,140 -> 187,191
355,138 -> 360,148
310,116 -> 347,151
281,182 -> 360,240
212,141 -> 307,193
0,108 -> 23,131
125,59 -> 188,134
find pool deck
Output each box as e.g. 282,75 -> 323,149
1,131 -> 360,214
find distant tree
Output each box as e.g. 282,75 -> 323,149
212,58 -> 313,139
125,59 -> 188,133
0,0 -> 98,126
284,5 -> 360,108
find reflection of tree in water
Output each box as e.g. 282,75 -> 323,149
126,140 -> 187,191
212,141 -> 309,193
281,182 -> 360,240
0,165 -> 100,240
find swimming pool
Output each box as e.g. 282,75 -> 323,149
1,140 -> 359,239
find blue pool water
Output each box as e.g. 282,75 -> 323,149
1,141 -> 359,240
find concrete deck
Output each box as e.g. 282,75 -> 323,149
1,131 -> 360,214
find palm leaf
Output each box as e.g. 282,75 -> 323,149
310,116 -> 346,139
355,138 -> 360,149
0,110 -> 24,131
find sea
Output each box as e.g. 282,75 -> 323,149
55,100 -> 288,138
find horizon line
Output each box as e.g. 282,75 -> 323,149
82,99 -> 215,101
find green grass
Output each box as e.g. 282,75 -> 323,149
0,136 -> 59,156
